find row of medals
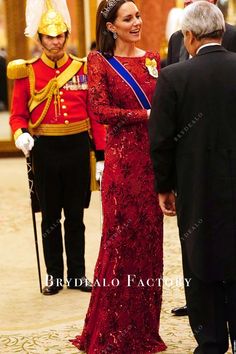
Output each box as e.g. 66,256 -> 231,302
63,74 -> 88,91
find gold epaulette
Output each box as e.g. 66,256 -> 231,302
69,54 -> 87,73
7,57 -> 39,80
69,53 -> 86,62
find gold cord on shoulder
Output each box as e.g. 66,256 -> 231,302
27,59 -> 83,129
28,64 -> 60,129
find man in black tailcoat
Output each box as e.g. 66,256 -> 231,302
149,2 -> 236,352
167,0 -> 236,317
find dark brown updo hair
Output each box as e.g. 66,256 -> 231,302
96,0 -> 135,57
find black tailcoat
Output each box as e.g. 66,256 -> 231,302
149,46 -> 236,282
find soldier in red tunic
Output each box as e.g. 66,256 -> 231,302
8,0 -> 105,295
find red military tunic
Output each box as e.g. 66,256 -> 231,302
8,51 -> 105,285
9,52 -> 105,151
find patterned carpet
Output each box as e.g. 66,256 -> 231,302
0,158 -> 231,354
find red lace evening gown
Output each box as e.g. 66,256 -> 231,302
71,51 -> 166,353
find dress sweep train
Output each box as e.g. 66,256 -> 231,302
71,51 -> 167,353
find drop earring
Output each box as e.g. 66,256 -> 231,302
113,32 -> 118,40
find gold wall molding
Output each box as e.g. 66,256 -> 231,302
1,0 -> 28,153
72,0 -> 86,57
90,0 -> 97,45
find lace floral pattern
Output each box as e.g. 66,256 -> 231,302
71,51 -> 166,353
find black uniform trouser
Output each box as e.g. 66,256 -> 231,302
182,247 -> 236,354
32,132 -> 90,285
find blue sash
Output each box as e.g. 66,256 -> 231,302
102,55 -> 151,109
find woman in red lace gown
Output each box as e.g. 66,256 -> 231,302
71,1 -> 166,353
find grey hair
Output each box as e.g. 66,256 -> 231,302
181,1 -> 225,40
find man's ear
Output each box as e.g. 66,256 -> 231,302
106,22 -> 116,35
189,31 -> 196,45
185,30 -> 195,45
186,30 -> 199,56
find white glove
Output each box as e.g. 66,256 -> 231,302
96,161 -> 104,181
15,132 -> 34,157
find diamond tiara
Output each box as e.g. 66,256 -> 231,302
101,0 -> 121,19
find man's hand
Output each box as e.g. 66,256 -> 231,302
158,192 -> 176,216
15,133 -> 34,157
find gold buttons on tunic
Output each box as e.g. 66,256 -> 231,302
56,70 -> 60,75
60,91 -> 63,96
61,98 -> 65,103
63,112 -> 68,117
64,120 -> 69,125
62,105 -> 67,109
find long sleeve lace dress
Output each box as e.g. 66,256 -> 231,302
71,51 -> 166,354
